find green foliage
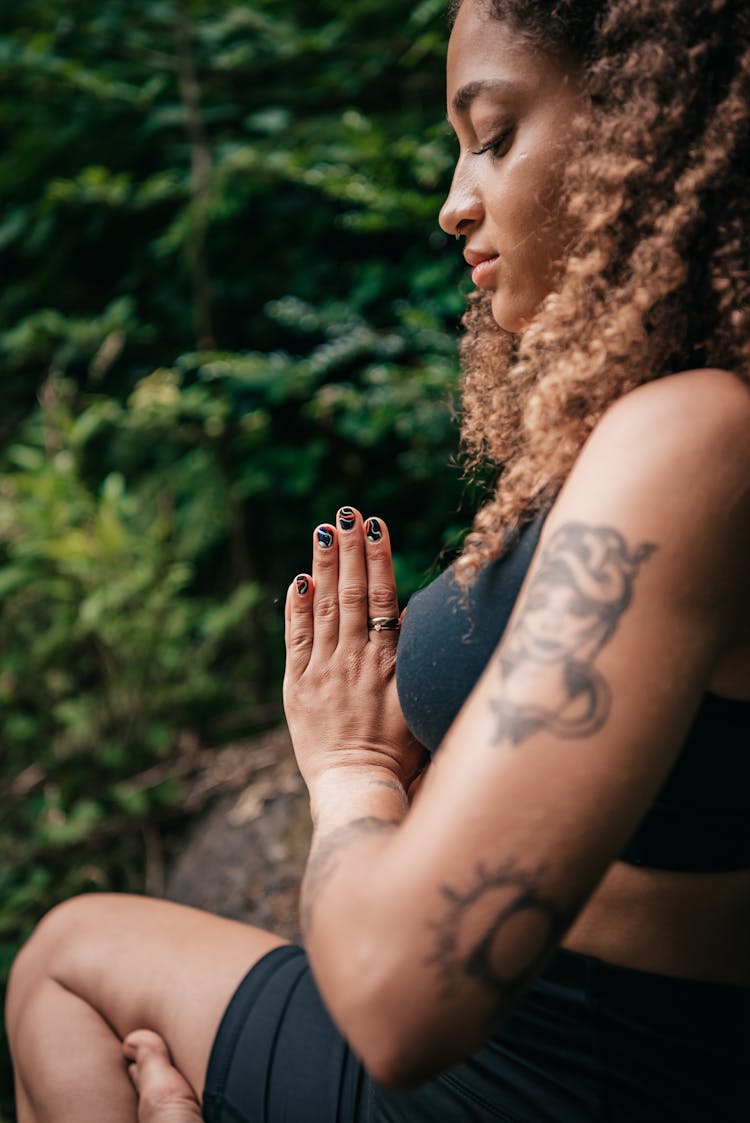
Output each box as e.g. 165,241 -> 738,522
0,374 -> 268,915
0,0 -> 473,1110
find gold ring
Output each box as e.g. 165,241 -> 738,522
367,616 -> 400,632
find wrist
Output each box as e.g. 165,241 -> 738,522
309,763 -> 409,830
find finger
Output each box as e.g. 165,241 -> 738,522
336,506 -> 368,643
311,523 -> 339,656
363,516 -> 400,639
285,574 -> 314,674
284,575 -> 292,647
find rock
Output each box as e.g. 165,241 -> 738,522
165,727 -> 311,944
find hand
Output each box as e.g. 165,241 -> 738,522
284,507 -> 426,795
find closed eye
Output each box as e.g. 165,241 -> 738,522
471,129 -> 513,159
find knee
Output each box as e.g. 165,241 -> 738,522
5,894 -> 114,1038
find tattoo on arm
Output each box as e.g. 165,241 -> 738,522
426,858 -> 578,1029
492,522 -> 657,746
302,816 -> 399,935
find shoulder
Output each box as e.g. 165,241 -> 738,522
589,368 -> 750,469
549,368 -> 750,629
605,365 -> 750,423
569,368 -> 750,513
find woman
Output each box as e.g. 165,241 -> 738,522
6,0 -> 750,1120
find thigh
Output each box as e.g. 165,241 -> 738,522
18,893 -> 289,1099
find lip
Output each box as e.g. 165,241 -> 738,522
464,248 -> 500,287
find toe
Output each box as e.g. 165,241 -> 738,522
123,1030 -> 203,1123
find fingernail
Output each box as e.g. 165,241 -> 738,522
365,517 -> 383,543
295,574 -> 310,596
337,506 -> 356,531
316,525 -> 335,549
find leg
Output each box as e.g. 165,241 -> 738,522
5,893 -> 289,1123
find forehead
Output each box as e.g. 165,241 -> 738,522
446,0 -> 567,116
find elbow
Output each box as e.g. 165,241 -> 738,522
359,1007 -> 497,1090
341,972 -> 479,1091
366,1061 -> 423,1093
358,1029 -> 439,1091
332,983 -> 424,1088
323,943 -> 444,1089
311,899 -> 513,1089
350,976 -> 514,1090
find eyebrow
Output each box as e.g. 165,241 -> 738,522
450,78 -> 518,117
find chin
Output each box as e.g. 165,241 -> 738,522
490,288 -> 542,335
490,291 -> 526,334
489,303 -> 525,332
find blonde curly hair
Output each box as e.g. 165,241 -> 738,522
450,0 -> 750,584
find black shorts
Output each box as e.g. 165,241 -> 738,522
203,944 -> 750,1122
202,945 -> 369,1122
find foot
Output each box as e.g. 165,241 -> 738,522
123,1030 -> 203,1123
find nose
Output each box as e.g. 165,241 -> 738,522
438,157 -> 483,237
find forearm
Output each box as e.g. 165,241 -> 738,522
300,763 -> 497,1087
282,510 -> 437,1082
300,766 -> 419,1074
302,765 -> 408,938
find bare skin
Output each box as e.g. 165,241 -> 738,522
438,0 -> 583,329
7,463 -> 750,1116
437,0 -> 750,989
6,895 -> 287,1122
122,1032 -> 202,1123
6,2 -> 750,1118
3,506 -> 419,1122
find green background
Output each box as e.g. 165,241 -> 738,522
0,1 -> 479,1113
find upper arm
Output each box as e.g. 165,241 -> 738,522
346,371 -> 750,1084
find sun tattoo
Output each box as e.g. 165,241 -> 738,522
492,523 -> 657,746
426,858 -> 577,1027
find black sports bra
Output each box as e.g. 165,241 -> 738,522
396,516 -> 750,873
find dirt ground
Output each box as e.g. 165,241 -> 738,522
164,726 -> 311,944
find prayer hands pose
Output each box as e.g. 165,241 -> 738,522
283,506 -> 425,801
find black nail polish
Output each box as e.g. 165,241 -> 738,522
296,575 -> 309,596
366,517 -> 383,543
338,506 -> 356,531
317,525 -> 334,549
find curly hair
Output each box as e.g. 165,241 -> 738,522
449,0 -> 750,584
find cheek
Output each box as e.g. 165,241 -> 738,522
494,164 -> 568,324
484,140 -> 570,331
487,152 -> 533,231
514,152 -> 563,241
489,156 -> 557,271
